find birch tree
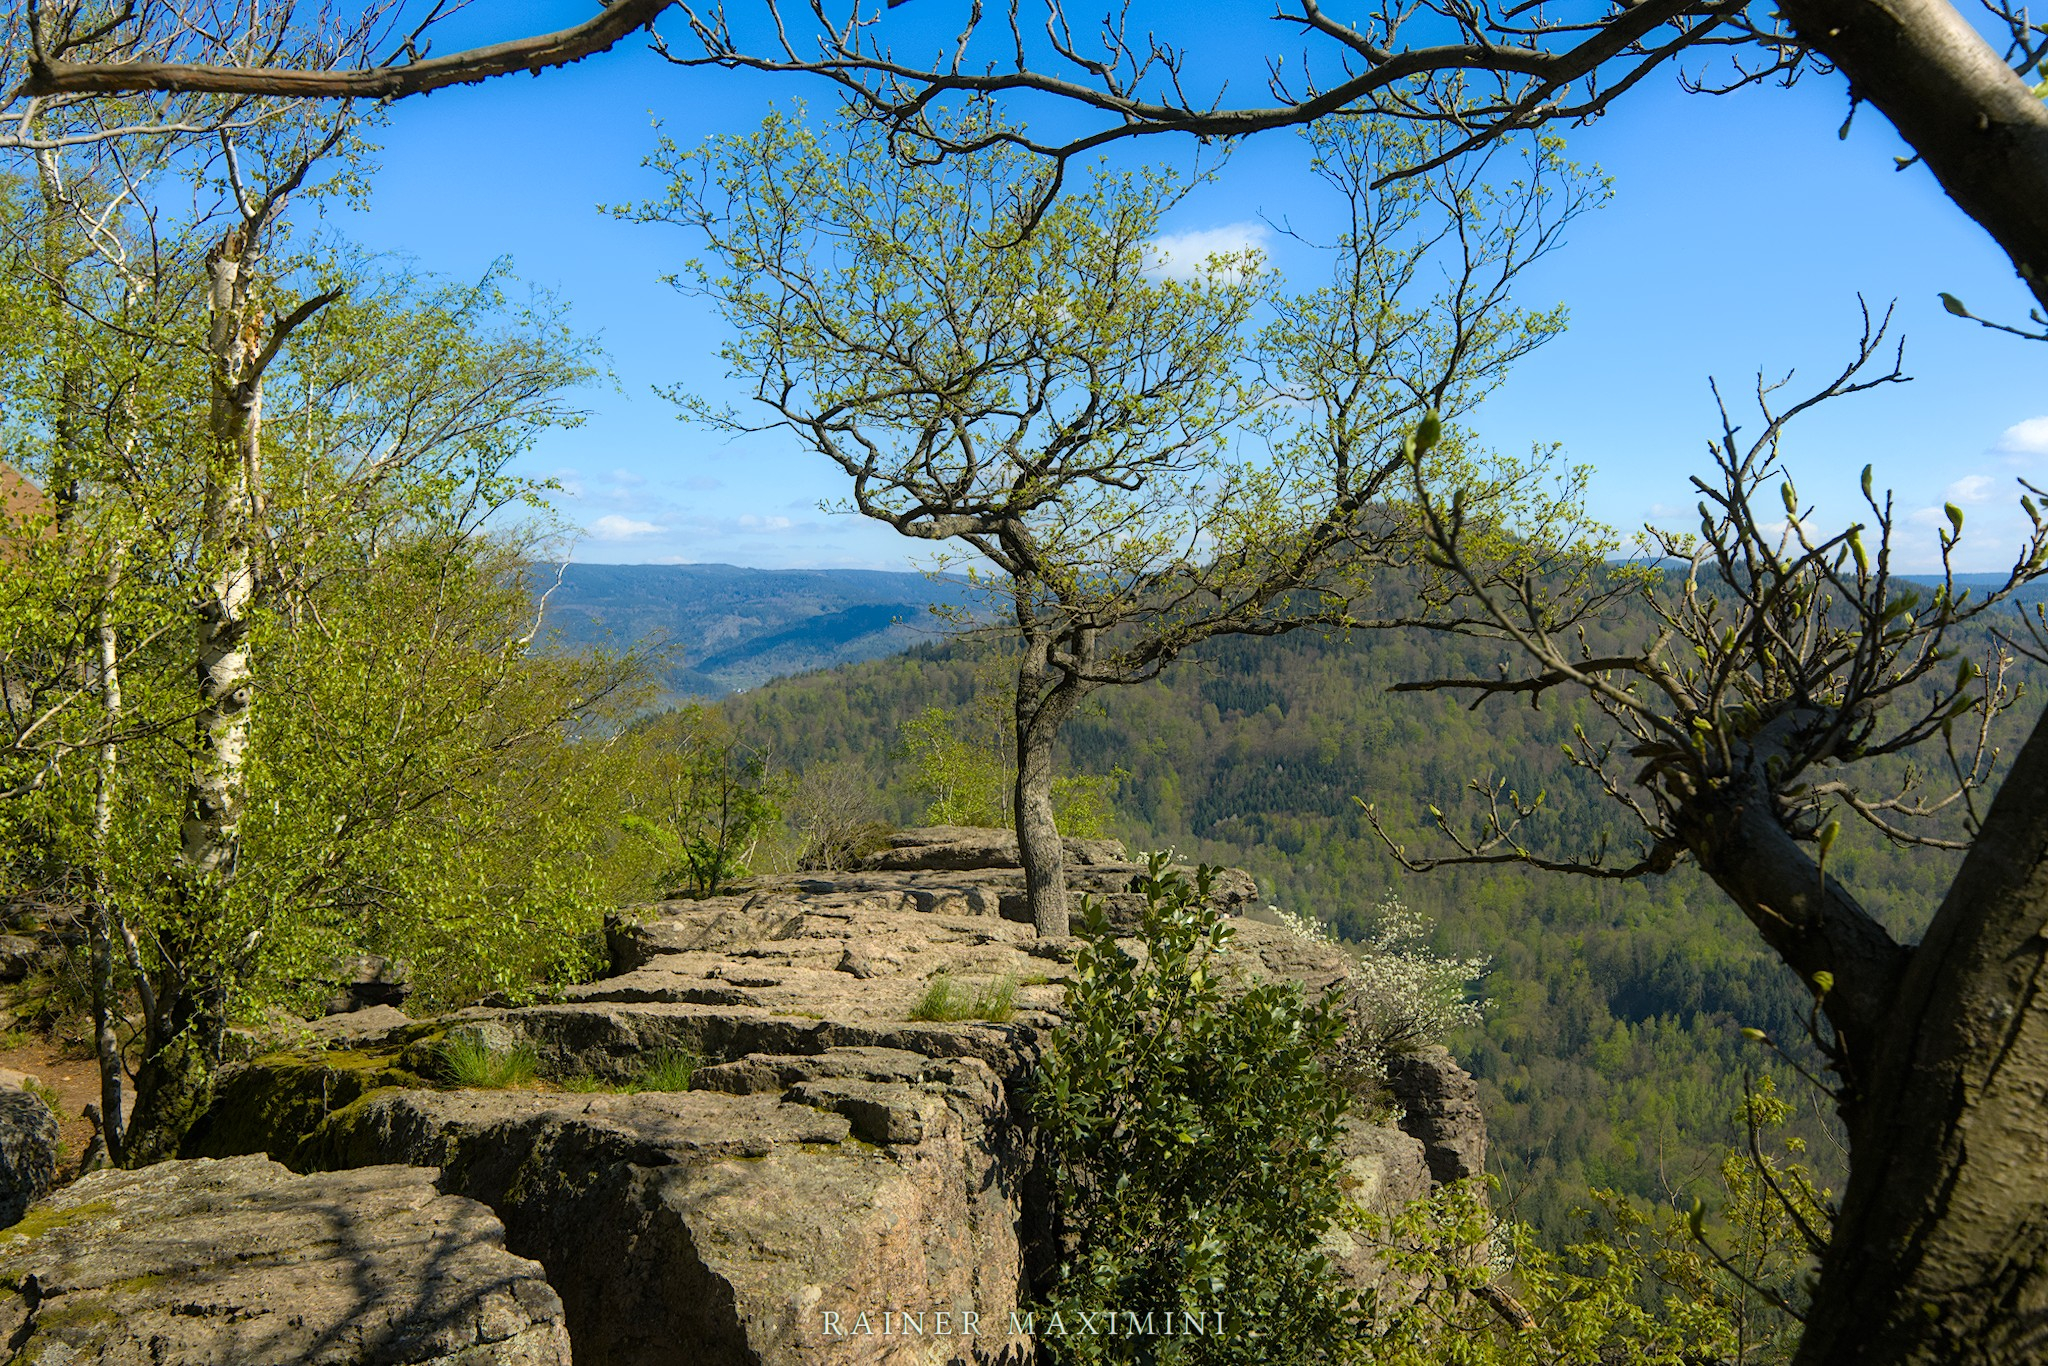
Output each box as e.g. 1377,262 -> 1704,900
3,108 -> 627,1158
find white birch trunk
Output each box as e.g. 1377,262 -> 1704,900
181,229 -> 261,882
89,549 -> 126,1166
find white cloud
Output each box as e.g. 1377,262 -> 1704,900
1144,222 -> 1271,282
1995,416 -> 2048,457
736,514 -> 794,532
589,514 -> 667,540
1947,473 -> 1996,503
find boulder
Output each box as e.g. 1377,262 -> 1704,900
0,1088 -> 58,1228
0,1154 -> 570,1364
1386,1045 -> 1488,1184
859,825 -> 1128,871
298,1077 -> 1026,1366
1322,1117 -> 1434,1301
0,933 -> 39,981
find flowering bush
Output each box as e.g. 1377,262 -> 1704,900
1273,894 -> 1488,1068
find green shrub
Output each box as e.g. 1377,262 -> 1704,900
1361,1077 -> 1826,1365
21,1079 -> 60,1118
1270,894 -> 1488,1108
1030,854 -> 1364,1364
909,973 -> 1018,1023
619,706 -> 780,898
437,1036 -> 539,1089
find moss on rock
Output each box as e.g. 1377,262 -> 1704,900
179,1048 -> 430,1165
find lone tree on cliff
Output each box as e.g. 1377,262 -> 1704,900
643,106 -> 1593,934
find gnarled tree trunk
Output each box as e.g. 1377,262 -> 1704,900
1791,715 -> 2048,1365
1013,630 -> 1093,937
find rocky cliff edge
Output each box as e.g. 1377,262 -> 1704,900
11,829 -> 1489,1366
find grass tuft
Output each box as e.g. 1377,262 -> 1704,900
438,1036 -> 539,1089
636,1049 -> 696,1092
909,973 -> 1018,1023
555,1048 -> 698,1094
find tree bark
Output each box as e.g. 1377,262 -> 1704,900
25,1 -> 673,100
1788,0 -> 2048,313
1793,712 -> 2048,1364
122,972 -> 226,1166
34,154 -> 81,517
1016,719 -> 1069,937
1671,767 -> 1909,1094
1014,634 -> 1091,937
182,230 -> 260,884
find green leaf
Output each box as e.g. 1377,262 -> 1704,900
1940,292 -> 1971,317
1414,409 -> 1443,454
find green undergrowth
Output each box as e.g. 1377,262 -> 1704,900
909,973 -> 1018,1023
435,1034 -> 700,1094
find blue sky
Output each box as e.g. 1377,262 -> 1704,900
332,2 -> 2047,574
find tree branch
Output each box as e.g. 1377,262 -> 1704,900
24,1 -> 675,99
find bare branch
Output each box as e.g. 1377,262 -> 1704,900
23,1 -> 674,99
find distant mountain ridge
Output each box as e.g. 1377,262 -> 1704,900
537,562 -> 991,698
1622,558 -> 2048,605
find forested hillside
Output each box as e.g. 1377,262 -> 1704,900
723,612 -> 2042,1235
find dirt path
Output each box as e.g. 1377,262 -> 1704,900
0,1036 -> 104,1182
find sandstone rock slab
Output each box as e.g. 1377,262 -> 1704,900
0,1154 -> 570,1364
0,933 -> 39,981
859,825 -> 1129,871
1386,1045 -> 1488,1184
302,1083 -> 1024,1366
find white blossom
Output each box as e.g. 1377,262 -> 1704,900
1275,892 -> 1489,1063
